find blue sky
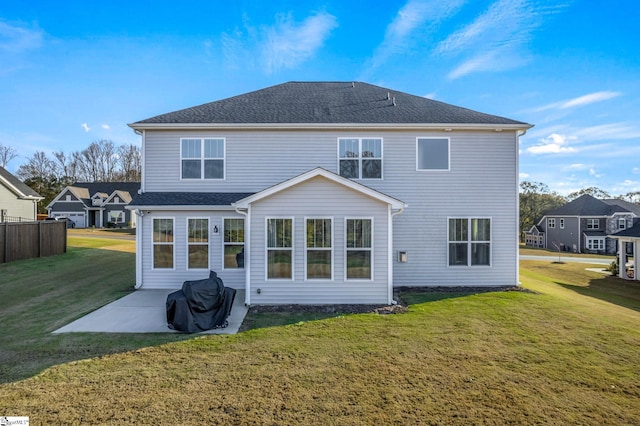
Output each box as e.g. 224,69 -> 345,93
1,0 -> 638,196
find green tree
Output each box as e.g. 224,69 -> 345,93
519,181 -> 566,242
567,187 -> 611,201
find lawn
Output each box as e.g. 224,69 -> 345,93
1,238 -> 639,424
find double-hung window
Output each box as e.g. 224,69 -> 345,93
306,218 -> 332,280
187,218 -> 209,269
448,218 -> 491,266
619,218 -> 627,230
108,210 -> 124,224
548,218 -> 556,229
587,219 -> 599,229
267,218 -> 293,279
181,138 -> 224,179
338,138 -> 382,179
153,218 -> 174,269
417,137 -> 450,171
224,218 -> 245,269
586,237 -> 605,251
345,218 -> 372,279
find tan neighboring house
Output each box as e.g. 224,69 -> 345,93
0,166 -> 43,222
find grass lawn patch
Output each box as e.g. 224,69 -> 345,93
1,246 -> 639,424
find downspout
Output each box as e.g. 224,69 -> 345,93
134,209 -> 144,289
516,129 -> 527,285
234,205 -> 250,305
388,205 -> 405,305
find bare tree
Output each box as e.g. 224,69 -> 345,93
0,143 -> 18,168
567,187 -> 611,200
117,143 -> 142,182
78,140 -> 118,182
16,151 -> 56,181
53,150 -> 80,184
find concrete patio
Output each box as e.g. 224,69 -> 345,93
53,289 -> 248,334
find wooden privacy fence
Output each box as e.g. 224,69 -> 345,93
0,220 -> 67,264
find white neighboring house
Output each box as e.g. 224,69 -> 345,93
127,82 -> 532,305
0,166 -> 43,222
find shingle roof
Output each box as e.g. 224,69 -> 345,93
129,192 -> 255,207
611,220 -> 640,238
0,166 -> 42,199
70,182 -> 140,201
545,194 -> 638,216
132,81 -> 530,126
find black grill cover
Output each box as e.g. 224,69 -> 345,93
166,271 -> 236,332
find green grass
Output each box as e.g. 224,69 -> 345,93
0,236 -> 189,383
1,239 -> 639,424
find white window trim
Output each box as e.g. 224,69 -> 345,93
447,217 -> 492,267
304,216 -> 334,281
344,217 -> 374,282
180,137 -> 226,180
586,218 -> 599,229
586,237 -> 605,250
186,217 -> 210,270
265,217 -> 295,281
618,218 -> 627,230
548,218 -> 556,229
108,210 -> 125,223
152,217 -> 175,270
337,137 -> 383,180
559,218 -> 565,229
416,137 -> 451,171
222,217 -> 245,270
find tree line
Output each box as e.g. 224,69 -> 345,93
1,140 -> 141,213
519,181 -> 640,240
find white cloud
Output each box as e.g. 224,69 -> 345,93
589,168 -> 603,178
223,11 -> 337,74
364,0 -> 466,73
263,12 -> 338,74
436,0 -> 567,79
101,124 -> 110,130
519,172 -> 530,179
562,163 -> 589,171
525,133 -> 577,154
81,123 -> 90,132
0,20 -> 44,53
633,168 -> 640,175
533,91 -> 621,112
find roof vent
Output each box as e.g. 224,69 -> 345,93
352,82 -> 355,88
392,96 -> 396,106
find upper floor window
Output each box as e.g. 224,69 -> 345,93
586,219 -> 599,229
181,138 -> 224,180
548,218 -> 556,229
338,138 -> 382,179
417,137 -> 450,171
559,218 -> 565,229
618,218 -> 627,230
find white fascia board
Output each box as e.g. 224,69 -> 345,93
0,175 -> 42,200
128,122 -> 532,132
233,167 -> 406,211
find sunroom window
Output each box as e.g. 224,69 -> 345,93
267,218 -> 293,279
306,218 -> 332,280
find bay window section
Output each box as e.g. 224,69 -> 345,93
338,138 -> 382,179
153,218 -> 174,269
224,218 -> 245,269
181,138 -> 224,179
267,218 -> 293,279
306,218 -> 332,280
346,218 -> 372,279
187,218 -> 209,269
448,218 -> 491,266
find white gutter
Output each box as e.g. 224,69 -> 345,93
129,122 -> 533,132
234,205 -> 250,306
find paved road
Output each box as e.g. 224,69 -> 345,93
520,255 -> 612,265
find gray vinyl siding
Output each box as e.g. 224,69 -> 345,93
142,128 -> 519,288
246,176 -> 390,304
49,202 -> 86,213
0,186 -> 37,220
543,217 -> 580,252
139,210 -> 246,290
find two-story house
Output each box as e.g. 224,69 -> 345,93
524,194 -> 640,254
47,182 -> 139,228
127,82 -> 532,305
0,166 -> 43,222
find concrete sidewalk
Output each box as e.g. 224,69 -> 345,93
53,289 -> 248,334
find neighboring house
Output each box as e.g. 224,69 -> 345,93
127,81 -> 532,305
47,182 -> 139,228
0,166 -> 43,222
524,194 -> 640,254
610,222 -> 640,281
